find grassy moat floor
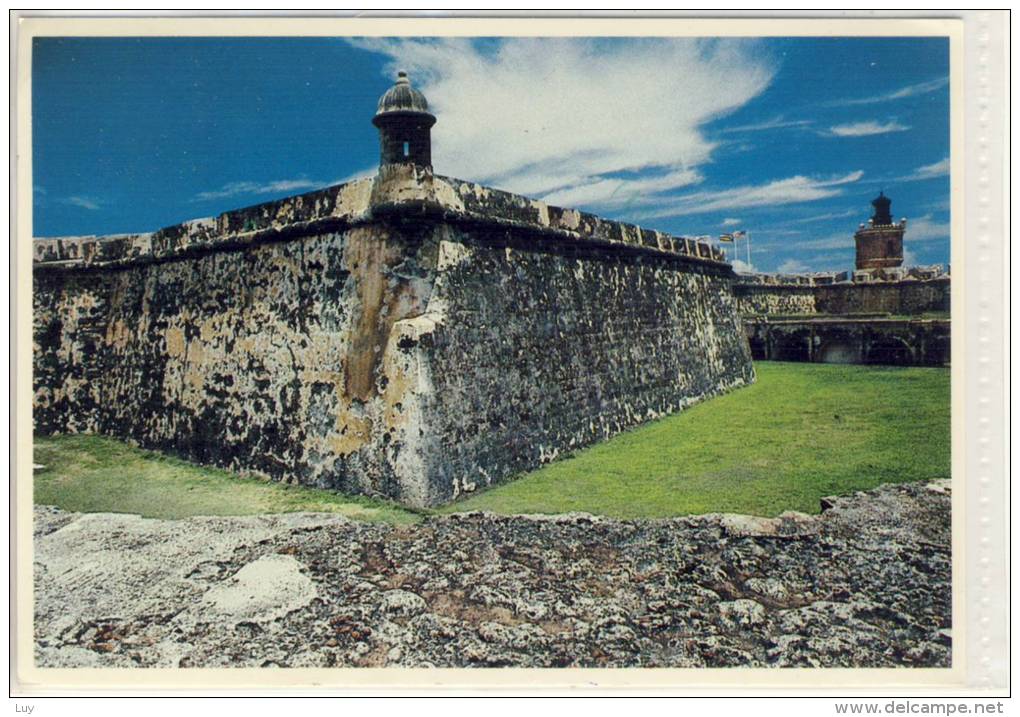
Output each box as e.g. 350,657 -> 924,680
34,362 -> 950,522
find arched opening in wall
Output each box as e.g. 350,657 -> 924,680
773,334 -> 810,362
925,334 -> 951,366
748,335 -> 767,361
818,341 -> 858,364
865,337 -> 914,366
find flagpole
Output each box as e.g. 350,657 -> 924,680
746,230 -> 751,267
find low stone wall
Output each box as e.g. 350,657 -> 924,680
745,318 -> 950,366
33,166 -> 753,507
734,284 -> 818,316
814,278 -> 950,316
33,480 -> 952,668
734,275 -> 950,318
732,271 -> 951,367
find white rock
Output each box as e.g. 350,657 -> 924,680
198,554 -> 316,625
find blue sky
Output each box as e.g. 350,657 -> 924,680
33,36 -> 950,273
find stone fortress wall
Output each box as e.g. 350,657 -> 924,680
734,270 -> 950,367
733,269 -> 951,317
33,165 -> 754,507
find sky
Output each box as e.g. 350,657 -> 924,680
32,36 -> 950,273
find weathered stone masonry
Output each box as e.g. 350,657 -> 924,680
733,273 -> 950,366
734,273 -> 950,318
34,165 -> 754,507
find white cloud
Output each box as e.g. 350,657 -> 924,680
906,214 -> 950,242
898,157 -> 950,182
718,116 -> 812,134
194,178 -> 324,202
639,170 -> 864,220
349,37 -> 775,210
541,168 -> 703,211
828,120 -> 910,137
731,259 -> 756,274
777,259 -> 810,273
65,196 -> 100,210
828,77 -> 949,107
722,217 -> 742,227
787,208 -> 858,224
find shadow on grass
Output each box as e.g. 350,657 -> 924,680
33,434 -> 421,524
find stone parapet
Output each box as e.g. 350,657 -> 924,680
735,271 -> 851,288
34,167 -> 729,272
734,270 -> 951,319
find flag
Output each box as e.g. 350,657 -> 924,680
719,233 -> 734,242
733,230 -> 746,238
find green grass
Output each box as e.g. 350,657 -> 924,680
443,362 -> 951,519
33,434 -> 420,523
34,363 -> 950,522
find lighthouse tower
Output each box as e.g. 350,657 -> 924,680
854,191 -> 906,271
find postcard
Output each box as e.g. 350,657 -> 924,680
11,12 -> 1008,698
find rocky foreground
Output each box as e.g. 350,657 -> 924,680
34,481 -> 951,668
